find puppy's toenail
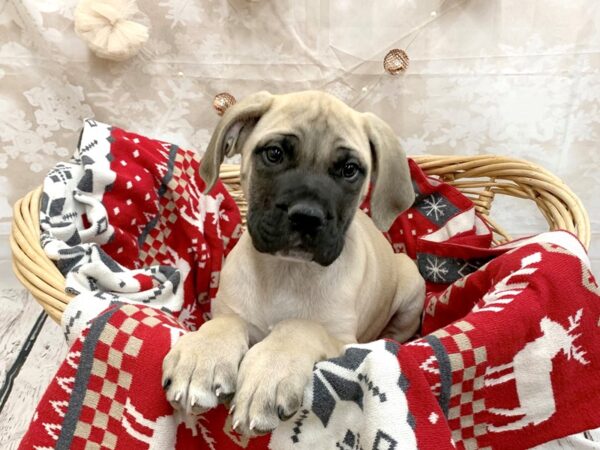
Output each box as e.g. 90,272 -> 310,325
229,404 -> 236,415
277,405 -> 293,421
215,387 -> 222,397
249,419 -> 256,431
232,419 -> 240,431
217,391 -> 234,403
162,378 -> 171,390
174,392 -> 181,402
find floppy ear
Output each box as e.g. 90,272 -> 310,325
200,91 -> 274,193
363,112 -> 415,231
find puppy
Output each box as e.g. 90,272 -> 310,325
162,91 -> 425,435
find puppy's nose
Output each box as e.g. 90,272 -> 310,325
288,201 -> 325,233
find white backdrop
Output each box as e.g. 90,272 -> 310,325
0,0 -> 599,272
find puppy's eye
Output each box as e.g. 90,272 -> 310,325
263,146 -> 284,165
342,162 -> 360,180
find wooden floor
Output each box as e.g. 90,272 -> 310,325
0,284 -> 598,449
0,288 -> 68,449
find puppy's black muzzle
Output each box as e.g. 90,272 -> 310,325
284,201 -> 325,235
248,170 -> 347,266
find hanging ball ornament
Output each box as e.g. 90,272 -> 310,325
384,48 -> 410,75
213,92 -> 237,116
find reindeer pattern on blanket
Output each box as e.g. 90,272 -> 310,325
485,309 -> 589,432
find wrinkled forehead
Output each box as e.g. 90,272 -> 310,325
249,93 -> 371,164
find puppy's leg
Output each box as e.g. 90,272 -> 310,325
231,319 -> 344,435
381,253 -> 426,343
162,314 -> 249,414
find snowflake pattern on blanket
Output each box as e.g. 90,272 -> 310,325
20,121 -> 600,450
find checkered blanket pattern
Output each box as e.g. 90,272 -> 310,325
19,121 -> 600,449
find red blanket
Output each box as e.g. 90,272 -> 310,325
22,121 -> 600,449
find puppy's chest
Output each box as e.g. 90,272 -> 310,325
243,268 -> 356,342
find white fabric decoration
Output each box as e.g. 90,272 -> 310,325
74,0 -> 149,61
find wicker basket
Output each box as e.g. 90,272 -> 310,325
11,155 -> 591,324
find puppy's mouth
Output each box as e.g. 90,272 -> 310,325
274,247 -> 315,263
249,225 -> 344,266
276,235 -> 315,263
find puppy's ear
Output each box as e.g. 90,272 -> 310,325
363,112 -> 414,230
200,91 -> 273,193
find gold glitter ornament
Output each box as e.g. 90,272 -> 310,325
383,49 -> 410,75
213,93 -> 237,116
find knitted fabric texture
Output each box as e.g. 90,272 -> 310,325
20,120 -> 600,449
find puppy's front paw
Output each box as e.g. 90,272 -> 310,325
231,341 -> 313,435
162,317 -> 248,415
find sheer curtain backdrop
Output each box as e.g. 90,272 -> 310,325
1,0 -> 599,279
